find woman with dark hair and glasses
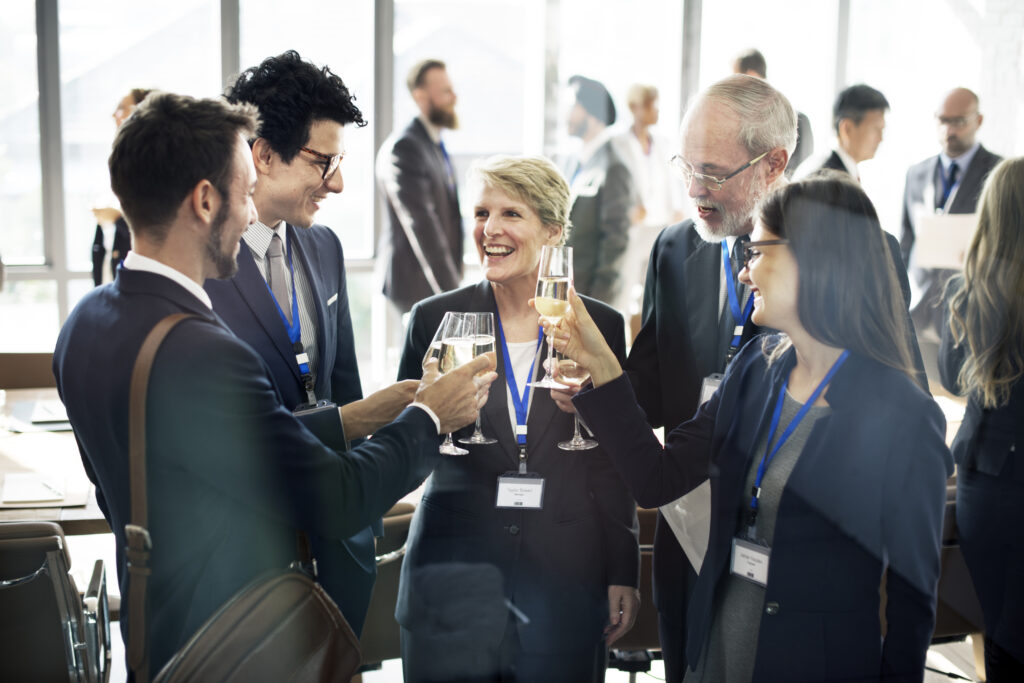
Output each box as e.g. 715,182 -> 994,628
545,173 -> 953,681
939,157 -> 1024,680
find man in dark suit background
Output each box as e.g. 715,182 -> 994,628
377,58 -> 463,314
564,75 -> 634,306
205,51 -> 417,635
901,87 -> 1002,342
797,84 -> 889,182
52,92 -> 494,678
623,74 -> 794,682
731,48 -> 814,176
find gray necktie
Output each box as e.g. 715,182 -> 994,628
267,232 -> 292,325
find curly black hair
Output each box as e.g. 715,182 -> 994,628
225,50 -> 366,163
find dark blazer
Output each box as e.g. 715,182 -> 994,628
579,341 -> 953,681
54,268 -> 441,678
395,281 -> 639,659
900,145 -> 1002,333
377,118 -> 463,313
819,150 -> 847,173
204,223 -> 378,635
939,277 -> 1024,662
91,217 -> 132,286
566,139 -> 635,305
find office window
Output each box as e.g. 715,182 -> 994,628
58,0 -> 221,274
0,3 -> 43,266
241,0 -> 377,259
0,281 -> 59,352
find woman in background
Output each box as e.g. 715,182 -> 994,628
940,157 -> 1024,680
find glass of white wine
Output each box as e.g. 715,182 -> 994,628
554,352 -> 598,450
529,245 -> 572,389
459,312 -> 497,445
435,312 -> 474,455
421,311 -> 453,372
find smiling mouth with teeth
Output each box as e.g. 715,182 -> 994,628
484,245 -> 515,256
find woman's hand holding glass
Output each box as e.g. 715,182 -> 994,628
539,289 -> 623,388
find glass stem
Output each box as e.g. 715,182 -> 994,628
545,331 -> 556,379
473,415 -> 483,436
573,415 -> 584,443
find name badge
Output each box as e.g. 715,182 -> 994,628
496,473 -> 545,509
731,537 -> 770,587
699,373 -> 723,405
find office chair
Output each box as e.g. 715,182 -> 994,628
608,506 -> 662,682
0,521 -> 110,682
358,502 -> 416,672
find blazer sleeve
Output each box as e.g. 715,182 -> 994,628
937,279 -> 967,396
879,401 -> 950,678
382,136 -> 462,294
584,307 -> 640,588
153,320 -> 439,540
589,159 -> 634,303
624,231 -> 666,428
899,169 -> 916,268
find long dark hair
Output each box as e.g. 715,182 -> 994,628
947,157 -> 1024,408
758,171 -> 914,377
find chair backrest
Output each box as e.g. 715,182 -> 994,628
0,521 -> 106,682
608,506 -> 661,653
359,502 -> 415,667
0,352 -> 57,389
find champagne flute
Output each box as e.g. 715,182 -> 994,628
435,312 -> 474,455
421,311 -> 453,371
554,352 -> 598,450
459,312 -> 497,445
529,245 -> 572,389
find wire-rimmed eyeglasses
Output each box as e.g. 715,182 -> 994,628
669,150 -> 769,191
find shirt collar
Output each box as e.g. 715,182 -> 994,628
242,220 -> 287,261
418,114 -> 443,145
579,127 -> 614,165
122,250 -> 212,309
834,147 -> 860,180
940,141 -> 980,173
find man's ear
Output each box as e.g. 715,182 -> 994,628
251,138 -> 275,175
411,87 -> 429,113
765,147 -> 789,183
837,118 -> 853,149
189,179 -> 219,226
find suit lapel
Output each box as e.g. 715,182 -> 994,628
950,147 -> 993,214
233,246 -> 300,385
472,283 -> 519,466
685,239 -> 722,377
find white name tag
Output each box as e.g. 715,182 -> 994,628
496,474 -> 544,509
733,325 -> 744,338
296,352 -> 310,365
699,373 -> 723,405
731,537 -> 770,587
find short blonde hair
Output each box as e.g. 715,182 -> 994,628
626,84 -> 658,108
467,155 -> 572,243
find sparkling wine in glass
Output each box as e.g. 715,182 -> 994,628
554,354 -> 598,450
459,313 -> 497,445
435,313 -> 472,455
422,312 -> 452,371
529,245 -> 572,389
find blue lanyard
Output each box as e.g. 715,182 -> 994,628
721,241 -> 754,350
496,312 -> 543,446
262,238 -> 315,404
747,350 -> 850,526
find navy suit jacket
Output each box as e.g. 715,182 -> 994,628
394,282 -> 639,656
579,340 -> 953,681
91,217 -> 132,286
54,268 -> 440,678
204,223 -> 379,634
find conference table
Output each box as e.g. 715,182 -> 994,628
0,388 -> 108,535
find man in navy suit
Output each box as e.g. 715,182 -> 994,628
53,92 -> 494,678
205,51 -> 415,635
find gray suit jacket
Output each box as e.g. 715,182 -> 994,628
377,118 -> 463,312
566,139 -> 634,305
900,145 -> 1002,333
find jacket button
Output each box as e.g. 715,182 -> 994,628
506,524 -> 520,536
765,601 -> 780,616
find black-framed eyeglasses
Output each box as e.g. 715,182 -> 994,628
742,239 -> 789,267
668,150 -> 769,191
299,145 -> 343,181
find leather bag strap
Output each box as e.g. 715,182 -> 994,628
126,313 -> 196,683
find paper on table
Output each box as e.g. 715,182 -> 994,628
2,473 -> 65,504
913,210 -> 977,270
30,399 -> 69,424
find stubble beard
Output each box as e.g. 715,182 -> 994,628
691,181 -> 764,243
205,200 -> 239,280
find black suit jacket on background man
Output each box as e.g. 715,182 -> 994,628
395,281 -> 638,665
377,118 -> 463,312
566,140 -> 634,305
204,223 -> 379,634
900,145 -> 1002,334
623,220 -> 763,680
91,218 -> 131,286
54,268 -> 440,677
